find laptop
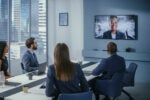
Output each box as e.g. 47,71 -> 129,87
5,81 -> 21,86
33,62 -> 47,75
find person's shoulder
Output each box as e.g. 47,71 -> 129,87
23,50 -> 29,55
48,64 -> 54,69
101,58 -> 107,61
22,51 -> 29,59
116,31 -> 125,39
103,30 -> 111,38
48,64 -> 55,72
73,63 -> 82,71
100,58 -> 108,64
117,31 -> 125,35
103,30 -> 111,34
115,54 -> 125,60
73,63 -> 80,68
47,64 -> 55,75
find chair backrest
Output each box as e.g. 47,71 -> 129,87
95,72 -> 124,97
123,63 -> 137,86
58,91 -> 93,100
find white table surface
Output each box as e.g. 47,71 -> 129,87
5,85 -> 51,100
4,62 -> 99,100
0,72 -> 46,94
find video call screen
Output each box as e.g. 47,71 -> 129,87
94,15 -> 137,40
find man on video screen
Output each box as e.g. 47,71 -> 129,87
103,16 -> 125,39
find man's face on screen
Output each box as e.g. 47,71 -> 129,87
110,18 -> 118,32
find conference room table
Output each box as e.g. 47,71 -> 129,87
0,61 -> 99,100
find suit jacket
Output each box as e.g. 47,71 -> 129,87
92,54 -> 126,79
22,50 -> 39,72
103,30 -> 125,39
45,63 -> 89,97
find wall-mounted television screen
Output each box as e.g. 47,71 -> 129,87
94,15 -> 137,40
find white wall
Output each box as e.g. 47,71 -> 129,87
48,0 -> 83,64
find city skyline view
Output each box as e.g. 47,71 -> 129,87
0,0 -> 47,76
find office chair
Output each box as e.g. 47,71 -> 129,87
21,62 -> 26,74
94,72 -> 124,100
58,91 -> 93,100
122,63 -> 137,100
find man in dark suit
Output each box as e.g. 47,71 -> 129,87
22,37 -> 39,72
92,42 -> 126,100
103,16 -> 125,39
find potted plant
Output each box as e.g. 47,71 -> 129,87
125,47 -> 132,52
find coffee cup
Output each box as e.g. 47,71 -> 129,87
23,85 -> 28,93
27,73 -> 33,80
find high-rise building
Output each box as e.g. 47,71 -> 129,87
0,0 -> 8,40
11,0 -> 21,42
38,0 -> 47,53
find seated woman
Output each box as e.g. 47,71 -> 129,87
0,41 -> 11,79
45,43 -> 89,100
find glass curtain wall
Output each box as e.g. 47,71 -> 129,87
0,0 -> 47,76
0,0 -> 9,41
30,0 -> 47,63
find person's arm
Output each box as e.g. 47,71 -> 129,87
77,64 -> 89,92
0,60 -> 10,80
92,59 -> 107,76
45,65 -> 57,97
22,54 -> 38,72
5,71 -> 12,79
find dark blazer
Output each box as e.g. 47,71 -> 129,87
92,54 -> 126,79
45,63 -> 89,97
103,30 -> 125,39
22,50 -> 39,72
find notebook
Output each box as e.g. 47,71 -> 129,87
83,70 -> 102,81
83,70 -> 92,76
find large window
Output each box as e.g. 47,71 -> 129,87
0,0 -> 9,41
0,0 -> 47,76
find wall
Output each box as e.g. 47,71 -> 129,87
48,0 -> 83,64
83,0 -> 150,83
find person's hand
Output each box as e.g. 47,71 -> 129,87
5,79 -> 8,83
5,75 -> 12,79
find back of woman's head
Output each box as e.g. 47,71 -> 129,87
54,43 -> 74,81
54,43 -> 70,64
0,41 -> 7,59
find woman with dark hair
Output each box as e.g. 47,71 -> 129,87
46,43 -> 89,100
0,41 -> 11,79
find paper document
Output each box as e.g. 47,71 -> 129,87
85,75 -> 97,81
